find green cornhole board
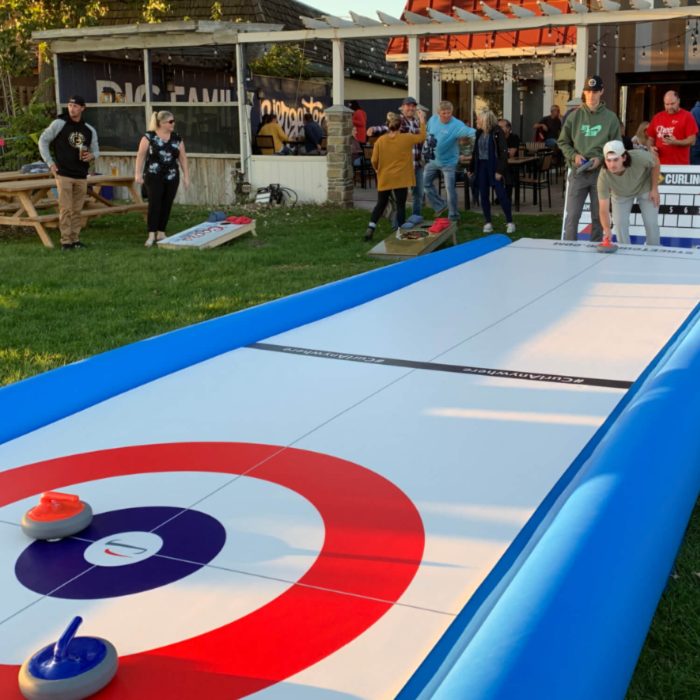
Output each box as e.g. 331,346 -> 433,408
367,220 -> 457,259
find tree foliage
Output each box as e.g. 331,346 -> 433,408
0,1 -> 109,75
0,0 -> 182,77
0,83 -> 54,167
248,44 -> 311,80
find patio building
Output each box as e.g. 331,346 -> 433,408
387,0 -> 700,140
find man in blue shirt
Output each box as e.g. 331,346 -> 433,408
424,100 -> 476,222
303,113 -> 324,154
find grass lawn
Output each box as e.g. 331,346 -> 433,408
0,202 -> 698,697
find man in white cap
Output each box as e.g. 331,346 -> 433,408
597,140 -> 660,246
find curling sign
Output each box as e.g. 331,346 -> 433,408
562,164 -> 700,248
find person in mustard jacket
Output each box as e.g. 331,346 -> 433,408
364,109 -> 426,241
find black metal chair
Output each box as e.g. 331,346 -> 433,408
255,134 -> 275,155
519,154 -> 552,210
353,155 -> 375,189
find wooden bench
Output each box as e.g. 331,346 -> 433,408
26,203 -> 148,224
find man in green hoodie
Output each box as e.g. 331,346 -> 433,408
558,76 -> 621,242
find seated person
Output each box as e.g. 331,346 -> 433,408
498,118 -> 520,157
351,126 -> 363,167
302,113 -> 324,154
258,115 -> 292,155
533,106 -> 562,148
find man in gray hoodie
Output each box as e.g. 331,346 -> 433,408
558,76 -> 621,242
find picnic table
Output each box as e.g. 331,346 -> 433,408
0,174 -> 147,248
0,170 -> 51,183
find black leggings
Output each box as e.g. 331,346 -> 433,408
145,175 -> 179,232
370,188 -> 408,227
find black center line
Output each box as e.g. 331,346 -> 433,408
249,343 -> 632,390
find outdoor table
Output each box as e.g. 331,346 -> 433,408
0,174 -> 147,248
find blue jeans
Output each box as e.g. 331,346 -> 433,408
475,165 -> 512,224
412,164 -> 424,217
424,162 -> 458,220
544,138 -> 558,148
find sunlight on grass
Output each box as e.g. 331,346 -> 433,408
0,347 -> 68,384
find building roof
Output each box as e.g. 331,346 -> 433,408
101,0 -> 406,84
387,0 -> 576,59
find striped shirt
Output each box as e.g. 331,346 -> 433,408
371,115 -> 423,168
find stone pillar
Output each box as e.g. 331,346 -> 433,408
325,104 -> 353,208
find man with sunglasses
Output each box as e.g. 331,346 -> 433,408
39,95 -> 100,250
597,140 -> 660,247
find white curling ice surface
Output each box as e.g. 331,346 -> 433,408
2,239 -> 700,699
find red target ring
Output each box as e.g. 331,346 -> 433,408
0,442 -> 425,698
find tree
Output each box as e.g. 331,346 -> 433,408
248,44 -> 311,80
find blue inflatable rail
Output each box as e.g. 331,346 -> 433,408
405,302 -> 700,700
2,233 -> 698,700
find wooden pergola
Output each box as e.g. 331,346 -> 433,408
35,5 -> 700,167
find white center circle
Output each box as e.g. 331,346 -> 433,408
84,531 -> 164,567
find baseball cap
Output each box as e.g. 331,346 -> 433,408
603,140 -> 626,158
402,96 -> 418,105
67,95 -> 86,106
583,75 -> 603,92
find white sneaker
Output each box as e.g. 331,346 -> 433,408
506,222 -> 516,234
144,233 -> 155,247
483,223 -> 493,233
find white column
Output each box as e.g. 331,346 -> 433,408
52,54 -> 61,107
575,26 -> 589,95
332,39 -> 345,105
143,49 -> 151,126
543,59 -> 554,114
503,64 -> 514,123
235,43 -> 250,176
431,69 -> 441,114
407,36 -> 420,102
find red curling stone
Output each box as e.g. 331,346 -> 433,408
21,492 -> 93,540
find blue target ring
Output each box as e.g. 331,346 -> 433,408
15,506 -> 226,599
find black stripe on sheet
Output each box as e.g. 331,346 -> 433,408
248,343 -> 633,390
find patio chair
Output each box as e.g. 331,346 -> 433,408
353,151 -> 375,188
519,153 -> 552,210
255,134 -> 275,155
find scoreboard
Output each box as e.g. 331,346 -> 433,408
562,165 -> 700,247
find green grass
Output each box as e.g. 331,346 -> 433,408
0,203 -> 697,697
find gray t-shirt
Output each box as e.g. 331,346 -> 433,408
597,150 -> 656,199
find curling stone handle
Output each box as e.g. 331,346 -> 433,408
53,616 -> 83,660
41,491 -> 80,506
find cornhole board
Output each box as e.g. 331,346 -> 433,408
2,238 -> 700,700
157,220 -> 256,249
367,219 -> 457,259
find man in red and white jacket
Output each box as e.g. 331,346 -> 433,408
647,91 -> 698,165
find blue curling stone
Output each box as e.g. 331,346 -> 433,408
19,616 -> 118,700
